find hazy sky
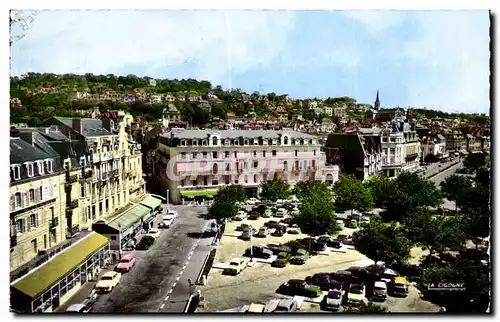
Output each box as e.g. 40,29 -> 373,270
11,10 -> 490,113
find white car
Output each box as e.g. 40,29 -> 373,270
287,225 -> 301,234
159,214 -> 175,228
246,198 -> 260,205
275,208 -> 287,218
166,209 -> 178,219
325,288 -> 344,310
234,211 -> 248,221
290,207 -> 300,216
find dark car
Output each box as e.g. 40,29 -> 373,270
317,236 -> 343,248
244,245 -> 273,259
305,273 -> 343,291
135,235 -> 155,250
277,279 -> 323,298
300,238 -> 327,251
265,220 -> 281,229
337,235 -> 354,246
280,217 -> 295,226
330,270 -> 355,285
266,243 -> 292,255
239,230 -> 253,240
271,227 -> 286,237
271,252 -> 292,268
248,211 -> 260,220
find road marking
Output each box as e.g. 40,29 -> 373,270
164,296 -> 169,301
183,264 -> 188,269
189,251 -> 194,256
160,303 -> 165,309
169,287 -> 174,294
176,276 -> 180,281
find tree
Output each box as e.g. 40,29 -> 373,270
352,221 -> 412,265
475,168 -> 490,189
383,172 -> 442,222
343,301 -> 390,313
214,185 -> 246,203
260,173 -> 291,202
333,174 -> 373,215
363,176 -> 392,208
293,184 -> 338,250
208,200 -> 238,224
440,175 -> 474,211
292,180 -> 331,200
463,153 -> 487,171
402,207 -> 466,255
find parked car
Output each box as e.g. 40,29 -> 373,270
239,230 -> 253,240
264,220 -> 281,229
271,252 -> 292,267
246,198 -> 260,205
66,304 -> 91,313
223,258 -> 247,275
234,211 -> 248,221
280,217 -> 295,226
278,279 -> 323,298
255,226 -> 270,237
262,209 -> 273,218
135,235 -> 155,250
161,214 -> 175,228
361,216 -> 370,226
244,245 -> 273,259
95,271 -> 122,293
300,238 -> 326,251
287,225 -> 301,234
236,223 -> 253,232
391,276 -> 409,296
317,236 -> 340,247
82,290 -> 98,311
323,288 -> 344,310
336,220 -> 345,230
165,209 -> 178,218
273,299 -> 299,312
337,235 -> 353,245
248,211 -> 260,220
115,254 -> 136,272
290,207 -> 300,216
146,229 -> 161,239
347,283 -> 366,306
330,270 -> 354,285
372,281 -> 388,301
275,208 -> 288,218
271,226 -> 286,237
290,248 -> 309,265
266,243 -> 292,255
306,273 -> 343,291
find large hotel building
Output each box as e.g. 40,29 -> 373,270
155,129 -> 340,204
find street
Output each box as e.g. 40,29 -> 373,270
91,205 -> 211,313
428,161 -> 463,185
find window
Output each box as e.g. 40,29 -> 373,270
11,165 -> 21,180
203,177 -> 208,186
80,184 -> 86,198
225,164 -> 231,171
272,150 -> 277,157
192,139 -> 198,146
181,152 -> 186,159
312,160 -> 316,169
267,139 -> 272,145
37,161 -> 45,175
46,160 -> 53,173
202,139 -> 208,146
313,150 -> 317,156
31,239 -> 37,253
234,151 -> 237,158
192,180 -> 197,186
181,180 -> 185,187
180,140 -> 186,146
253,161 -> 258,168
390,137 -> 396,143
111,236 -> 117,240
212,152 -> 217,159
25,162 -> 34,177
16,219 -> 25,235
29,214 -> 38,229
87,206 -> 91,219
202,152 -> 207,158
244,139 -> 249,145
254,175 -> 258,182
14,192 -> 22,207
253,151 -> 257,157
244,175 -> 248,183
295,160 -> 299,170
224,139 -> 230,146
295,150 -> 298,157
284,160 -> 288,170
212,137 -> 218,146
29,189 -> 35,203
263,151 -> 266,157
192,152 -> 197,159
234,139 -> 239,146
225,151 -> 230,158
212,179 -> 218,185
283,136 -> 289,144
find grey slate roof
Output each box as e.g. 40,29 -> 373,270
56,118 -> 111,137
357,128 -> 382,135
10,137 -> 51,164
167,129 -> 319,140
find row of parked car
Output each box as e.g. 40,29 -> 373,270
276,265 -> 410,311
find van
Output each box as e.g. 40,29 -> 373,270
392,276 -> 409,296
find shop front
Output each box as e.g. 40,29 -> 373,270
10,232 -> 110,313
140,195 -> 163,228
180,189 -> 218,205
92,204 -> 151,260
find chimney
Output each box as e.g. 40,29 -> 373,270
72,118 -> 83,134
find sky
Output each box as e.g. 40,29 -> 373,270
10,10 -> 491,114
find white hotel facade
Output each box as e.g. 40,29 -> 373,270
155,129 -> 340,204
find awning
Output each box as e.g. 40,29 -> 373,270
11,232 -> 109,299
106,204 -> 151,232
140,195 -> 162,210
180,189 -> 218,198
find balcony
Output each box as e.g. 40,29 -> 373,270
112,169 -> 119,177
79,169 -> 93,181
70,199 -> 79,209
93,151 -> 114,163
65,174 -> 78,186
49,217 -> 59,228
101,171 -> 111,181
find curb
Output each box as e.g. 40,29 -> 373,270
184,294 -> 195,313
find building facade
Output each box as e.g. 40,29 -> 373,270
445,133 -> 467,153
155,129 -> 339,204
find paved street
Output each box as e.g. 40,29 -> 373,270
92,205 -> 211,313
428,161 -> 463,185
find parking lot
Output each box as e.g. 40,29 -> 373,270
197,205 -> 441,313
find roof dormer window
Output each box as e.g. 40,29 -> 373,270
11,165 -> 21,180
224,139 -> 230,146
36,161 -> 45,175
234,139 -> 239,146
25,162 -> 34,177
45,159 -> 53,173
80,156 -> 86,167
244,139 -> 249,145
180,140 -> 187,147
192,139 -> 198,146
202,139 -> 208,146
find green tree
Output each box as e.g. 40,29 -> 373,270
292,180 -> 331,200
363,176 -> 392,208
260,173 -> 291,202
383,172 -> 443,222
343,301 -> 390,313
208,200 -> 238,224
440,175 -> 474,210
333,174 -> 373,215
214,185 -> 246,203
352,221 -> 412,265
463,153 -> 487,171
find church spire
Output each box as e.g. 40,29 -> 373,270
374,90 -> 380,110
